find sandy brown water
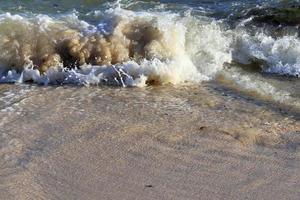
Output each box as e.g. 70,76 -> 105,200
0,83 -> 299,200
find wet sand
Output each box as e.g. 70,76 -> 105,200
0,83 -> 299,199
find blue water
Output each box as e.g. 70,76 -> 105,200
0,0 -> 297,16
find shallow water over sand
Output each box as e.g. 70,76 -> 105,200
0,83 -> 299,199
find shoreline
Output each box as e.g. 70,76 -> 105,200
0,83 -> 299,199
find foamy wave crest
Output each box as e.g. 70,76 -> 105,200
233,32 -> 300,77
0,7 -> 232,86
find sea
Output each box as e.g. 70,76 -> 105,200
0,1 -> 299,199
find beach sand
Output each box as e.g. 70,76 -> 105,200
0,83 -> 299,199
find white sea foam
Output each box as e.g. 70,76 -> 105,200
0,6 -> 231,86
0,5 -> 298,109
233,32 -> 300,77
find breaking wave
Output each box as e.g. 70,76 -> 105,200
0,2 -> 299,108
0,7 -> 232,86
233,31 -> 300,77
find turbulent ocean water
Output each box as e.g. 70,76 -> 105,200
0,0 -> 299,107
0,1 -> 299,199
